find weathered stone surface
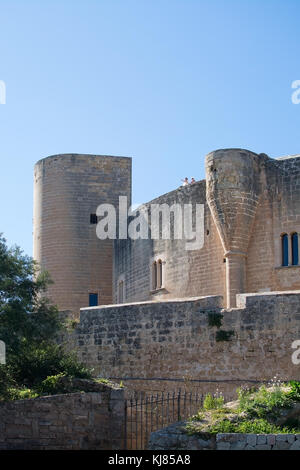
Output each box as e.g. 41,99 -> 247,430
33,153 -> 132,319
257,435 -> 267,444
0,382 -> 124,450
247,434 -> 257,446
69,291 -> 300,398
148,427 -> 300,450
290,440 -> 300,450
148,422 -> 215,450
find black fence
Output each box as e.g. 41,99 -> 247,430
124,390 -> 229,450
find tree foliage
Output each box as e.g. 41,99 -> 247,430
0,234 -> 91,399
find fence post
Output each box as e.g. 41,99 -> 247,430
124,400 -> 127,450
177,389 -> 181,421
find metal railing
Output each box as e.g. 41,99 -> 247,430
124,390 -> 206,450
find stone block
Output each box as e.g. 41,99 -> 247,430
290,440 -> 300,450
216,442 -> 231,450
246,434 -> 257,446
257,435 -> 267,444
273,441 -> 290,450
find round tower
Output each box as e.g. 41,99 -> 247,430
205,148 -> 266,308
33,153 -> 131,319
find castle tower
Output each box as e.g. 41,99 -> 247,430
33,153 -> 131,319
205,149 -> 265,308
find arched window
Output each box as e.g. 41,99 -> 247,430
151,259 -> 164,290
281,234 -> 289,266
292,233 -> 299,266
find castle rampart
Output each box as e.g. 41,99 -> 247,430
70,291 -> 300,395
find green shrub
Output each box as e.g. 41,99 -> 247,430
237,385 -> 293,418
203,393 -> 225,410
0,234 -> 93,401
9,341 -> 92,388
5,387 -> 39,401
208,418 -> 297,435
186,382 -> 300,436
287,381 -> 300,401
38,373 -> 68,395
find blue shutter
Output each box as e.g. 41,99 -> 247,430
282,234 -> 289,266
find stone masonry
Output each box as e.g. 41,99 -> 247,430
33,148 -> 300,317
33,153 -> 131,319
68,291 -> 300,395
0,382 -> 125,450
148,422 -> 300,450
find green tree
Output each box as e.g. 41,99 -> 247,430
0,234 -> 91,399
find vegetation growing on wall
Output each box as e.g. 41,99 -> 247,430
207,312 -> 223,328
215,330 -> 235,342
207,311 -> 235,342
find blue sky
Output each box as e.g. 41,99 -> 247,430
1,0 -> 300,255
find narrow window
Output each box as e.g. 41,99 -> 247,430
282,234 -> 289,266
292,233 -> 299,266
90,214 -> 97,224
118,280 -> 124,303
152,262 -> 157,290
157,259 -> 163,289
89,293 -> 98,306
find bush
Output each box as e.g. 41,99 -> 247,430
237,385 -> 293,418
203,393 -> 225,410
208,418 -> 294,435
186,382 -> 300,435
38,373 -> 69,395
5,388 -> 39,401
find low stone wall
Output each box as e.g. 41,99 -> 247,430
148,423 -> 300,450
0,383 -> 125,450
216,433 -> 300,450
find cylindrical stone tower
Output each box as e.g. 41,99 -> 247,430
205,149 -> 266,308
33,153 -> 131,319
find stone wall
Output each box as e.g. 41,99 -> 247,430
0,383 -> 125,450
113,180 -> 226,305
247,154 -> 300,297
148,423 -> 300,450
70,291 -> 300,396
215,433 -> 300,450
113,151 -> 300,308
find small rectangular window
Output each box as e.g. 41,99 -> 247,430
90,214 -> 98,224
118,281 -> 124,303
89,293 -> 98,306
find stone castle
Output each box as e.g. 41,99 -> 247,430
34,148 -> 300,314
33,148 -> 300,394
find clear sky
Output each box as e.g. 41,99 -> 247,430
1,0 -> 300,255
